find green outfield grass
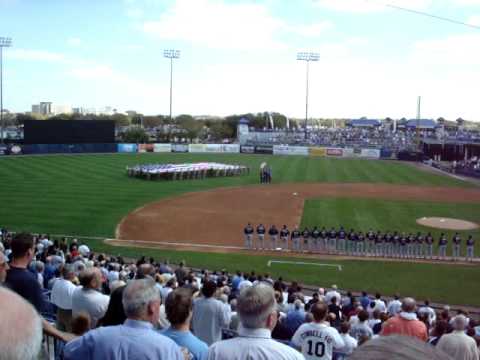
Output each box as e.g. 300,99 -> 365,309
1,153 -> 478,306
301,198 -> 480,256
81,238 -> 480,307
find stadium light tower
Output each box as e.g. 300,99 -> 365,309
163,49 -> 180,123
0,37 -> 12,144
297,52 -> 319,139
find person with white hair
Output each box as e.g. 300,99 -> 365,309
51,264 -> 78,332
437,315 -> 479,360
207,283 -> 304,360
325,285 -> 341,305
0,287 -> 43,360
64,278 -> 184,360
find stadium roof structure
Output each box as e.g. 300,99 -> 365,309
347,119 -> 382,127
405,119 -> 437,129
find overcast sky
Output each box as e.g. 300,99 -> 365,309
1,0 -> 479,120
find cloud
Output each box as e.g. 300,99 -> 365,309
143,0 -> 286,50
313,0 -> 432,13
126,8 -> 143,18
286,21 -> 333,38
451,0 -> 480,5
69,65 -> 115,79
7,49 -> 66,62
467,15 -> 480,25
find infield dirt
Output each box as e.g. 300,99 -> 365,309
117,183 -> 480,247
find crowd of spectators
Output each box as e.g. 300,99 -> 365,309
1,231 -> 480,359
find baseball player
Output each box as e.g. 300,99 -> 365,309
256,223 -> 266,250
302,227 -> 311,252
243,223 -> 254,249
291,226 -> 301,252
400,233 -> 407,258
375,230 -> 383,257
425,232 -> 434,259
392,231 -> 400,258
280,225 -> 290,251
466,235 -> 475,261
269,224 -> 279,250
328,227 -> 337,254
338,226 -> 346,254
320,227 -> 328,252
384,231 -> 392,257
357,231 -> 365,256
311,226 -> 320,252
347,229 -> 356,256
366,229 -> 375,256
407,233 -> 415,259
438,233 -> 447,259
452,233 -> 461,261
415,232 -> 424,258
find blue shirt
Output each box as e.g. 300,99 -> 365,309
64,319 -> 183,360
284,309 -> 305,334
162,327 -> 208,360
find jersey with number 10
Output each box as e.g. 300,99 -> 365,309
291,323 -> 344,360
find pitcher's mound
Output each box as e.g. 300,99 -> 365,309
417,217 -> 479,230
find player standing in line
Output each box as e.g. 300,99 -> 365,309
338,227 -> 346,254
392,231 -> 400,258
269,224 -> 279,250
328,227 -> 337,254
466,235 -> 475,261
452,232 -> 461,261
256,223 -> 266,250
384,231 -> 392,257
320,227 -> 328,253
366,229 -> 374,256
425,232 -> 434,259
438,233 -> 447,259
302,227 -> 311,253
347,229 -> 356,256
399,233 -> 407,259
311,226 -> 320,252
280,225 -> 290,251
243,222 -> 254,249
357,231 -> 365,256
415,232 -> 424,258
291,226 -> 301,252
407,233 -> 415,259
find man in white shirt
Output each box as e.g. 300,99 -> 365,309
387,294 -> 402,316
292,302 -> 344,360
51,265 -> 78,332
72,267 -> 110,328
207,283 -> 303,360
336,322 -> 358,358
417,300 -> 436,326
325,285 -> 341,305
373,293 -> 386,313
437,315 -> 479,360
192,280 -> 231,345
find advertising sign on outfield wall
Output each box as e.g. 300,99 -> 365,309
240,145 -> 255,154
360,148 -> 381,159
342,148 -> 354,157
153,143 -> 172,153
138,144 -> 154,153
188,144 -> 207,153
117,143 -> 138,153
0,145 -> 7,155
273,145 -> 309,156
254,145 -> 273,154
326,148 -> 343,157
172,144 -> 189,153
309,147 -> 326,157
221,144 -> 240,153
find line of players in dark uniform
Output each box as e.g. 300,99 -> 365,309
243,223 -> 476,261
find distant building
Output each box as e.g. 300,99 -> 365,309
53,104 -> 72,115
347,119 -> 382,128
31,104 -> 41,115
39,102 -> 53,116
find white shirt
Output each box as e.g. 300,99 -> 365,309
51,278 -> 78,310
78,244 -> 90,256
437,331 -> 479,360
325,290 -> 341,305
292,322 -> 345,360
336,333 -> 358,356
207,326 -> 304,360
387,299 -> 402,316
418,306 -> 436,325
373,299 -> 386,313
192,297 -> 231,345
72,287 -> 110,328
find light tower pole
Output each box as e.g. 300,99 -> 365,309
163,49 -> 180,123
297,52 -> 319,140
0,37 -> 12,144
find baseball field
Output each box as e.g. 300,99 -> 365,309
1,153 -> 480,306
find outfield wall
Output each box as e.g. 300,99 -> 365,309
2,142 -> 392,159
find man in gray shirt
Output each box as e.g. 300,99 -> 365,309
192,280 -> 231,345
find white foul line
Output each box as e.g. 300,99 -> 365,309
106,239 -> 245,250
267,260 -> 343,271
